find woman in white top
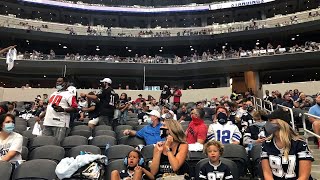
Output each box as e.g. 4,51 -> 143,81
0,114 -> 23,162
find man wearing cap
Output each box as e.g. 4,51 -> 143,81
123,110 -> 164,145
308,93 -> 320,148
80,78 -> 118,127
135,94 -> 146,103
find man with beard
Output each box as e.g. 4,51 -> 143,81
236,100 -> 255,133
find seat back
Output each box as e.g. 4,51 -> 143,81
21,130 -> 37,140
72,125 -> 91,131
105,159 -> 126,180
0,160 -> 13,180
21,146 -> 29,160
29,145 -> 65,163
90,135 -> 117,149
70,130 -> 92,138
13,159 -> 58,180
22,136 -> 28,147
94,130 -> 116,137
222,144 -> 248,176
68,145 -> 101,158
141,144 -> 154,161
14,125 -> 27,134
61,135 -> 88,154
94,125 -> 112,131
118,136 -> 146,148
28,136 -> 59,151
105,145 -> 135,162
249,143 -> 263,178
135,125 -> 146,131
125,120 -> 139,128
114,125 -> 133,134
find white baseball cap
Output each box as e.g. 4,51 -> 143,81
146,110 -> 160,118
100,78 -> 112,84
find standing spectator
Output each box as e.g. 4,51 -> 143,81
40,77 -> 77,143
160,85 -> 171,105
186,108 -> 208,144
0,114 -> 23,162
173,86 -> 182,106
123,110 -> 164,145
261,108 -> 314,179
81,78 -> 118,127
0,45 -> 16,55
135,94 -> 146,104
207,106 -> 242,144
118,93 -> 129,125
308,94 -> 320,148
82,92 -> 100,129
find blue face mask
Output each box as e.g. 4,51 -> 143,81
146,117 -> 153,124
56,85 -> 63,90
4,123 -> 14,133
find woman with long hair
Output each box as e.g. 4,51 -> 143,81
261,108 -> 314,180
150,119 -> 189,178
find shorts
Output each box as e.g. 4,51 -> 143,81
42,126 -> 67,143
88,117 -> 99,125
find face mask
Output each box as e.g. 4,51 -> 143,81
4,123 -> 14,133
56,85 -> 63,90
317,103 -> 320,106
265,121 -> 280,134
247,106 -> 254,112
160,128 -> 169,139
146,117 -> 152,124
254,121 -> 266,127
217,112 -> 228,125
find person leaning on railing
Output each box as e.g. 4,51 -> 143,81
0,45 -> 16,55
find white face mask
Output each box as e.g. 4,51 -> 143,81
146,117 -> 153,124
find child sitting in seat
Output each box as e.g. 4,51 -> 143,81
111,150 -> 154,180
199,140 -> 233,180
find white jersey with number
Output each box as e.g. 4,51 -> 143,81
207,121 -> 242,144
43,90 -> 77,128
67,86 -> 77,97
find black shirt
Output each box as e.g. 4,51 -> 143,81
160,89 -> 171,99
282,100 -> 294,108
88,101 -> 99,119
97,87 -> 118,116
177,111 -> 192,121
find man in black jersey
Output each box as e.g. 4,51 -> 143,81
80,78 -> 118,127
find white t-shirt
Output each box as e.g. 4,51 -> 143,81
0,132 -> 23,162
43,90 -> 77,128
207,121 -> 242,144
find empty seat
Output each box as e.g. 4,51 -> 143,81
141,145 -> 154,161
105,159 -> 126,180
21,130 -> 37,139
222,144 -> 249,177
195,157 -> 239,180
94,130 -> 116,137
15,119 -> 28,126
0,161 -> 14,180
118,136 -> 145,148
14,125 -> 27,134
68,145 -> 101,158
27,118 -> 36,128
22,136 -> 28,147
29,145 -> 65,163
182,124 -> 189,132
70,130 -> 92,138
13,159 -> 58,180
135,125 -> 146,131
90,135 -> 117,150
114,125 -> 133,134
95,125 -> 112,131
105,145 -> 135,162
116,131 -> 128,140
125,121 -> 139,128
128,113 -> 138,118
21,146 -> 28,160
72,125 -> 91,132
28,136 -> 59,151
249,143 -> 263,178
127,117 -> 139,121
61,135 -> 88,154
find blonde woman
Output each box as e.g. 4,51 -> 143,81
261,108 -> 314,180
150,119 -> 189,179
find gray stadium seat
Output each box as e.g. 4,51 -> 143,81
118,136 -> 146,148
21,130 -> 37,139
22,136 -> 28,147
222,144 -> 249,177
72,125 -> 91,132
114,125 -> 133,134
195,157 -> 239,180
70,130 -> 92,138
125,120 -> 139,128
14,125 -> 27,134
61,135 -> 88,154
105,159 -> 126,180
94,130 -> 116,137
128,113 -> 138,118
15,119 -> 28,126
105,145 -> 135,162
90,135 -> 117,150
141,144 -> 154,161
13,159 -> 58,180
29,145 -> 65,163
249,143 -> 263,178
68,145 -> 101,158
21,146 -> 28,160
135,125 -> 146,131
28,136 -> 59,151
0,161 -> 13,180
95,125 -> 112,131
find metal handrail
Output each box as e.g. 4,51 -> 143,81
256,98 -> 263,111
263,100 -> 274,113
276,104 -> 295,131
302,113 -> 320,144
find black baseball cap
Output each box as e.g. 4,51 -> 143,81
262,108 -> 291,124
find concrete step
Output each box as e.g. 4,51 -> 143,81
309,145 -> 319,150
311,165 -> 320,180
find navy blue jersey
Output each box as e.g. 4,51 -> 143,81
119,169 -> 134,180
261,138 -> 314,180
199,161 -> 233,180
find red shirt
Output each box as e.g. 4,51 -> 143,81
173,89 -> 182,103
186,120 -> 208,144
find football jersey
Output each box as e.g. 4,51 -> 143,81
261,138 -> 314,180
67,86 -> 77,97
199,161 -> 233,180
43,90 -> 77,128
207,122 -> 242,144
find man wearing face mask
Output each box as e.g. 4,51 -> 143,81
237,100 -> 255,133
123,110 -> 164,145
39,77 -> 78,143
186,108 -> 208,144
308,93 -> 320,148
207,106 -> 242,144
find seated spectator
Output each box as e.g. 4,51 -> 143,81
150,119 -> 189,178
123,110 -> 164,145
243,110 -> 267,150
19,103 -> 35,120
135,94 -> 146,104
186,108 -> 208,144
282,92 -> 294,108
161,105 -> 177,121
0,114 -> 23,162
294,93 -> 313,109
199,141 -> 233,180
111,150 -> 154,180
137,102 -> 149,121
148,98 -> 161,112
177,104 -> 192,122
308,94 -> 320,148
82,92 -> 99,129
207,106 -> 242,144
6,102 -> 19,117
272,91 -> 284,108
